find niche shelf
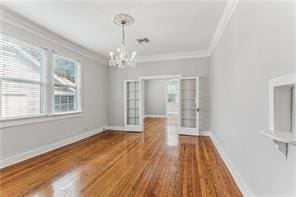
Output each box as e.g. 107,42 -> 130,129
260,130 -> 296,145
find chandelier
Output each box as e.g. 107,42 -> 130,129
109,13 -> 136,68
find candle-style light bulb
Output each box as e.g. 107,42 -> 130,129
131,51 -> 136,60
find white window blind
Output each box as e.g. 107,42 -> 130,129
0,34 -> 46,118
53,54 -> 80,113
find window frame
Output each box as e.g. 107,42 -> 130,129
52,54 -> 82,115
167,81 -> 178,104
0,34 -> 83,128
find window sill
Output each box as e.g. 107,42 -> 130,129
167,102 -> 178,105
0,112 -> 83,129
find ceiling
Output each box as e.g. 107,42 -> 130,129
2,0 -> 227,59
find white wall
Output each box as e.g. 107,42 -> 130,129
0,11 -> 109,165
144,79 -> 169,116
209,1 -> 296,196
108,58 -> 210,130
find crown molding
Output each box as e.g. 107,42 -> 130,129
134,0 -> 240,64
0,6 -> 108,65
208,0 -> 239,56
0,0 -> 239,65
136,50 -> 210,63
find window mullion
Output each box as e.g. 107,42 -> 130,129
77,61 -> 82,112
47,50 -> 54,115
40,48 -> 48,115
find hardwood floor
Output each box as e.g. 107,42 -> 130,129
0,118 -> 242,197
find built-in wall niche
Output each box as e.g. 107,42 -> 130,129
274,84 -> 295,132
261,73 -> 296,158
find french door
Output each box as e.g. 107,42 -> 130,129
124,80 -> 143,131
178,77 -> 200,136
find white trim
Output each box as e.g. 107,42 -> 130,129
178,130 -> 211,136
105,126 -> 126,131
199,130 -> 212,136
208,0 -> 239,55
269,73 -> 296,87
0,112 -> 83,128
144,115 -> 167,118
0,6 -> 107,65
178,127 -> 199,136
139,75 -> 182,80
210,133 -> 254,197
124,126 -> 143,132
136,50 -> 209,63
167,112 -> 178,115
105,126 -> 142,132
0,127 -> 105,169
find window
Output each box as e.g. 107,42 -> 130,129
0,34 -> 82,122
0,34 -> 46,118
167,80 -> 178,103
53,55 -> 80,113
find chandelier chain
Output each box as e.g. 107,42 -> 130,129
122,24 -> 125,45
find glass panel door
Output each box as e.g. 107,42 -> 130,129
178,77 -> 199,136
125,81 -> 140,126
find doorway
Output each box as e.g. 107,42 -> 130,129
124,75 -> 200,135
139,75 -> 181,130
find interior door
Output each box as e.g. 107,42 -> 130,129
178,77 -> 200,136
124,80 -> 143,132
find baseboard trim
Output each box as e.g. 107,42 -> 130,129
144,115 -> 167,118
167,112 -> 178,115
199,131 -> 212,136
209,133 -> 254,197
105,126 -> 125,131
105,126 -> 143,132
0,127 -> 105,169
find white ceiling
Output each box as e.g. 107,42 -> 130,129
2,0 -> 227,59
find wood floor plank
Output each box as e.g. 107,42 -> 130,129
0,118 -> 242,197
